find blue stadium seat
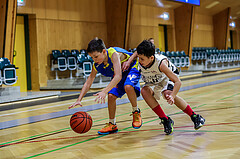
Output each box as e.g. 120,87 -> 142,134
0,58 -> 18,85
83,62 -> 92,80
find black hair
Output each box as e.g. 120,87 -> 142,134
137,40 -> 155,57
87,38 -> 106,53
148,38 -> 154,41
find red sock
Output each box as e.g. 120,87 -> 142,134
183,105 -> 195,117
152,105 -> 168,119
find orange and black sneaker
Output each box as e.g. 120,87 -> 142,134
131,109 -> 142,129
98,122 -> 118,135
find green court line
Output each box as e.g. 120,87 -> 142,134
24,135 -> 107,159
1,127 -> 70,145
24,104 -> 206,158
0,108 -> 150,145
2,79 -> 236,145
173,130 -> 240,133
218,93 -> 240,101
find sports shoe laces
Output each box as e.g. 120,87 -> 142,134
104,122 -> 113,128
130,112 -> 140,121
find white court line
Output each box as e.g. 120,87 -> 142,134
0,98 -> 95,117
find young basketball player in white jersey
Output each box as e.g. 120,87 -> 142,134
123,40 -> 205,135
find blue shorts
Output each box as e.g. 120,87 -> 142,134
108,67 -> 141,98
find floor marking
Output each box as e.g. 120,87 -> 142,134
1,76 -> 240,130
0,98 -> 95,117
2,121 -> 239,147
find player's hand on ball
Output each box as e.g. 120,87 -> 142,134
69,101 -> 82,109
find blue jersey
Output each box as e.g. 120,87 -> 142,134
93,47 -> 141,98
93,47 -> 137,77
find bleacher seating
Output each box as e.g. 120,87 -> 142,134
0,57 -> 18,85
192,47 -> 240,70
157,50 -> 190,70
51,49 -> 96,80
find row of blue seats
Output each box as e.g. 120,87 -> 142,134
158,51 -> 190,67
192,47 -> 217,51
51,49 -> 93,72
0,58 -> 18,85
192,49 -> 240,61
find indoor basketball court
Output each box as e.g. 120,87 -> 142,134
0,69 -> 240,158
0,0 -> 240,158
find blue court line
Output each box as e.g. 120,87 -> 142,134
0,76 -> 240,130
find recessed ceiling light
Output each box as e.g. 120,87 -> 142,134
156,0 -> 164,7
205,1 -> 219,9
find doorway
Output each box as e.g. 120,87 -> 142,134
158,25 -> 168,52
13,15 -> 31,92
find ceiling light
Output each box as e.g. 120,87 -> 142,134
205,1 -> 219,9
17,0 -> 25,6
159,12 -> 169,20
156,0 -> 164,7
229,22 -> 236,28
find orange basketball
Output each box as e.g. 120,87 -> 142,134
70,111 -> 92,134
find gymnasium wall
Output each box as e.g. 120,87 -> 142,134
16,0 -> 239,89
192,14 -> 214,47
128,3 -> 175,50
17,0 -> 107,88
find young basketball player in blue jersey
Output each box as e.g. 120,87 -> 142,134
123,40 -> 205,135
69,38 -> 142,135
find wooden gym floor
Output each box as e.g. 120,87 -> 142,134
0,69 -> 240,159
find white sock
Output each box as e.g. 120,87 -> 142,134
109,118 -> 116,125
132,106 -> 138,112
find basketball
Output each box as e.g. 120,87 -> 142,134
70,111 -> 92,134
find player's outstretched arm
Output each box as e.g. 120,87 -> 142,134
94,52 -> 122,104
69,69 -> 97,109
160,60 -> 182,105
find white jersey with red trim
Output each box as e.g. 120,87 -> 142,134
139,54 -> 177,88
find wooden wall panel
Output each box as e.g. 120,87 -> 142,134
213,8 -> 230,49
174,5 -> 193,55
4,0 -> 17,62
28,15 -> 40,90
105,0 -> 128,48
17,0 -> 32,14
16,0 -> 107,87
32,0 -> 46,19
192,14 -> 214,47
0,0 -> 7,58
129,3 -> 175,49
58,0 -> 70,20
45,0 -> 58,20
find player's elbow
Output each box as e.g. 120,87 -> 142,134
114,74 -> 122,82
175,80 -> 182,87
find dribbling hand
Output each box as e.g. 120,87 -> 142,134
93,91 -> 106,104
69,101 -> 82,109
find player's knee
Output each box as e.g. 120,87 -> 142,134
141,86 -> 150,97
124,85 -> 134,93
108,93 -> 117,102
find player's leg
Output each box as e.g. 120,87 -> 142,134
163,88 -> 205,130
98,92 -> 118,135
124,68 -> 142,129
141,86 -> 174,135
